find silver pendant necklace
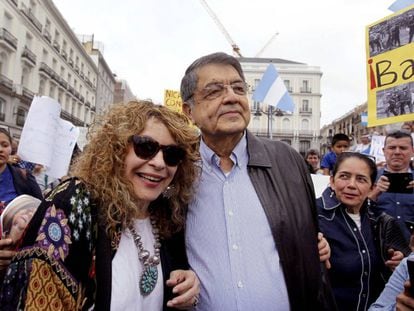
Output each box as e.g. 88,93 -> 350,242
128,218 -> 161,295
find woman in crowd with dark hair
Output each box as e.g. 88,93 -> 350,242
0,101 -> 200,310
0,128 -> 42,208
317,152 -> 409,310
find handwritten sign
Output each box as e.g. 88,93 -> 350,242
18,96 -> 79,179
164,89 -> 183,113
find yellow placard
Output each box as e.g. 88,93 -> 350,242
366,5 -> 414,126
163,89 -> 183,113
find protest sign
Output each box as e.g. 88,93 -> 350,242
164,89 -> 183,113
366,5 -> 414,126
18,96 -> 79,179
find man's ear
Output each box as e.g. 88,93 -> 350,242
182,103 -> 193,120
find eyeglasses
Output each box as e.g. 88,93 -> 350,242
130,135 -> 186,167
196,81 -> 248,101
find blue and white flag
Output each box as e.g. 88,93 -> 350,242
252,64 -> 295,113
361,112 -> 368,127
388,0 -> 414,12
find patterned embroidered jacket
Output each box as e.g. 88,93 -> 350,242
0,178 -> 188,310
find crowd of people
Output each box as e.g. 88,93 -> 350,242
0,52 -> 413,310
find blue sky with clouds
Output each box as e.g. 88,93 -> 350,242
53,0 -> 396,125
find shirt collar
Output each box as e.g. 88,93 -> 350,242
199,132 -> 248,170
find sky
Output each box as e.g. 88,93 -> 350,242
52,0 -> 396,126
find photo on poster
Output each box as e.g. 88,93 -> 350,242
376,82 -> 414,119
368,7 -> 414,57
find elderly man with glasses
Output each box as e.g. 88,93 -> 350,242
180,52 -> 336,311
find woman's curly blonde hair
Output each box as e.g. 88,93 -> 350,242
71,100 -> 200,239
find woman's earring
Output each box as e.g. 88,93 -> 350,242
162,185 -> 175,199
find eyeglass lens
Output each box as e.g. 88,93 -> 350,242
131,135 -> 185,166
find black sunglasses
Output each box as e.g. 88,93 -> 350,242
130,135 -> 186,166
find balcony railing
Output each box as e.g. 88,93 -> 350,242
43,28 -> 52,43
300,87 -> 312,93
61,50 -> 67,60
68,59 -> 74,67
0,74 -> 13,90
9,0 -> 18,7
286,86 -> 293,93
21,4 -> 43,32
0,28 -> 18,50
22,86 -> 34,100
39,62 -> 53,77
52,40 -> 60,53
299,108 -> 312,114
21,46 -> 37,65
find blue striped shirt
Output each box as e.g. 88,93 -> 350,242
186,134 -> 290,311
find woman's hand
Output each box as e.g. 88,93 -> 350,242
318,232 -> 331,269
166,269 -> 200,309
385,249 -> 404,271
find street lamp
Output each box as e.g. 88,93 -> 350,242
253,105 -> 283,139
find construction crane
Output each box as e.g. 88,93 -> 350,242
255,31 -> 279,57
199,0 -> 243,57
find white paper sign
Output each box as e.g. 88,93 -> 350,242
370,135 -> 386,164
311,174 -> 330,198
18,96 -> 79,179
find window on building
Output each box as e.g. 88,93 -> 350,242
282,118 -> 290,130
4,11 -> 13,30
0,51 -> 9,75
25,32 -> 33,49
16,107 -> 27,127
21,66 -> 30,87
42,49 -> 48,62
38,78 -> 45,95
52,58 -> 58,71
49,83 -> 56,98
301,119 -> 309,130
71,99 -> 76,115
0,97 -> 5,121
284,80 -> 292,92
67,73 -> 71,85
302,99 -> 309,111
29,0 -> 37,13
60,66 -> 65,77
77,102 -> 82,119
44,18 -> 51,32
299,140 -> 311,156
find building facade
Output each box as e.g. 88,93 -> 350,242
81,37 -> 115,115
240,57 -> 322,156
320,102 -> 389,155
0,0 -> 98,139
113,78 -> 135,104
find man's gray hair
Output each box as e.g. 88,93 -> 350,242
180,52 -> 245,107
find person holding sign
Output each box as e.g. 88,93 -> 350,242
369,130 -> 414,240
0,101 -> 200,310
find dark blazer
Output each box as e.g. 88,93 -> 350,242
245,131 -> 337,310
8,164 -> 43,200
